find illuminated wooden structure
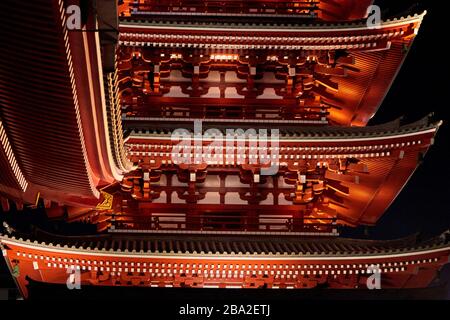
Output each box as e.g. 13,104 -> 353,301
0,0 -> 448,298
2,230 -> 450,296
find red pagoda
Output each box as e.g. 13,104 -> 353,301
0,0 -> 448,298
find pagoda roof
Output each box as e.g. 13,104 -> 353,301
0,1 -> 100,202
1,229 -> 449,258
126,114 -> 441,142
123,115 -> 441,227
119,12 -> 425,126
0,0 -> 133,207
120,11 -> 424,32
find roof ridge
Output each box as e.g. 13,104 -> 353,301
119,11 -> 426,30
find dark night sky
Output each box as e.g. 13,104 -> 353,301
342,0 -> 450,240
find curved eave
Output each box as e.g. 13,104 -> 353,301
0,0 -> 135,206
118,12 -> 426,127
319,0 -> 375,21
0,0 -> 99,200
126,115 -> 441,142
0,120 -> 28,193
1,229 -> 449,259
119,11 -> 425,33
124,116 -> 441,227
66,10 -> 133,184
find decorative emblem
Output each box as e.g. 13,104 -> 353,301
95,191 -> 114,210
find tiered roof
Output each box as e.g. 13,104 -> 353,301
2,229 -> 449,257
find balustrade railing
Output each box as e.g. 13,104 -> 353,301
106,213 -> 337,234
